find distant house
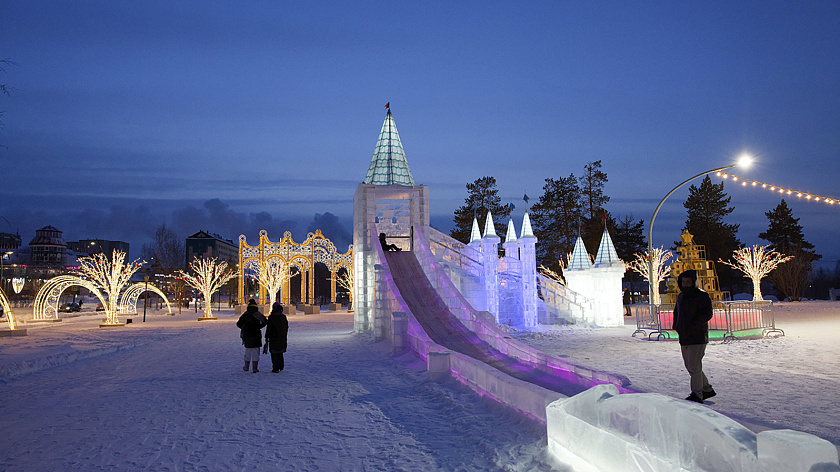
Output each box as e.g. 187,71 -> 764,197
0,232 -> 22,250
67,239 -> 130,258
185,231 -> 238,269
29,225 -> 68,269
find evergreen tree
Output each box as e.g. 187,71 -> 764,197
450,176 -> 513,243
579,160 -> 610,219
578,161 -> 611,255
680,176 -> 742,292
530,174 -> 582,268
759,199 -> 820,301
758,199 -> 819,257
613,214 -> 647,292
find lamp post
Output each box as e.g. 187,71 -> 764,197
647,154 -> 751,306
143,273 -> 149,322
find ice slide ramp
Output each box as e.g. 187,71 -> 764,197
383,250 -> 596,398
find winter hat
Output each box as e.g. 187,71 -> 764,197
272,302 -> 284,314
248,299 -> 258,307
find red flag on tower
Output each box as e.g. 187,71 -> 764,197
602,211 -> 607,226
385,102 -> 390,109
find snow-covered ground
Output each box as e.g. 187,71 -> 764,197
1,301 -> 838,471
0,308 -> 559,471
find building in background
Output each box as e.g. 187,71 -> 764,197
185,231 -> 238,267
29,226 -> 68,270
67,239 -> 130,257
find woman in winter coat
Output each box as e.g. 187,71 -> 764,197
263,302 -> 289,373
236,299 -> 267,373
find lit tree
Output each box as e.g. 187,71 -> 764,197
626,247 -> 673,305
178,257 -> 237,319
251,258 -> 289,306
719,245 -> 792,301
538,264 -> 565,285
73,250 -> 145,325
333,269 -> 354,307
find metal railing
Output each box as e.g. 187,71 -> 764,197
633,300 -> 780,342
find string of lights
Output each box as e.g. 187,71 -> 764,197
715,171 -> 837,206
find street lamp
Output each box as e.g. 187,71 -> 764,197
647,154 -> 751,305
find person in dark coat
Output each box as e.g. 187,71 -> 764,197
623,287 -> 632,316
263,302 -> 289,373
672,270 -> 716,403
236,299 -> 267,373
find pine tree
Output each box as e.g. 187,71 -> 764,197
681,175 -> 742,292
450,176 -> 513,243
578,161 -> 611,255
759,199 -> 820,301
614,214 -> 647,292
759,199 -> 819,257
530,174 -> 582,268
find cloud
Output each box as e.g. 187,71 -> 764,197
306,212 -> 352,250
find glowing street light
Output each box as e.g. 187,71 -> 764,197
647,153 -> 752,306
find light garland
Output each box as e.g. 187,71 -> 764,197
716,172 -> 838,206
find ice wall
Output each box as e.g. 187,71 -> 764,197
547,384 -> 840,472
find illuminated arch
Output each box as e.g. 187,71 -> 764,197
0,287 -> 18,330
33,275 -> 108,321
119,283 -> 173,315
238,229 -> 352,306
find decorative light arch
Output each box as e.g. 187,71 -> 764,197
119,283 -> 173,315
238,230 -> 352,305
0,287 -> 19,330
33,275 -> 109,321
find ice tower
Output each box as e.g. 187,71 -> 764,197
564,228 -> 626,326
353,108 -> 429,335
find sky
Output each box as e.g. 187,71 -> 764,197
1,1 -> 838,268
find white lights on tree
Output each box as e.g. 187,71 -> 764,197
251,257 -> 289,306
178,257 -> 237,319
627,247 -> 673,305
538,264 -> 565,285
719,245 -> 792,301
73,250 -> 145,325
333,269 -> 354,306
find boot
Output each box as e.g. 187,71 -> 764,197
252,361 -> 259,373
243,361 -> 250,372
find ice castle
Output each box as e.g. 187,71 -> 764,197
353,107 -> 626,337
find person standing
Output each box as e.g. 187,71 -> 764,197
264,302 -> 289,373
623,287 -> 632,316
237,299 -> 267,373
672,270 -> 716,403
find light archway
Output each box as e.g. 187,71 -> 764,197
33,275 -> 108,321
119,283 -> 173,315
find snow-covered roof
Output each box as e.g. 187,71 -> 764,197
363,109 -> 415,186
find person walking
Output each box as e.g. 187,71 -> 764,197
237,299 -> 267,373
672,270 -> 716,403
263,302 -> 289,373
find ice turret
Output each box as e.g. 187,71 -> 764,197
363,109 -> 415,186
483,210 -> 498,238
567,235 -> 592,270
469,217 -> 482,243
593,227 -> 621,266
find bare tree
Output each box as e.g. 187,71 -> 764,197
719,245 -> 792,301
769,247 -> 815,301
142,223 -> 185,274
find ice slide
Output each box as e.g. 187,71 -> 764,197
383,250 -> 592,398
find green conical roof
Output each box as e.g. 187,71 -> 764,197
363,109 -> 415,186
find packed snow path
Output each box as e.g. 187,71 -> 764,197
0,313 -> 560,471
385,251 -> 590,397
